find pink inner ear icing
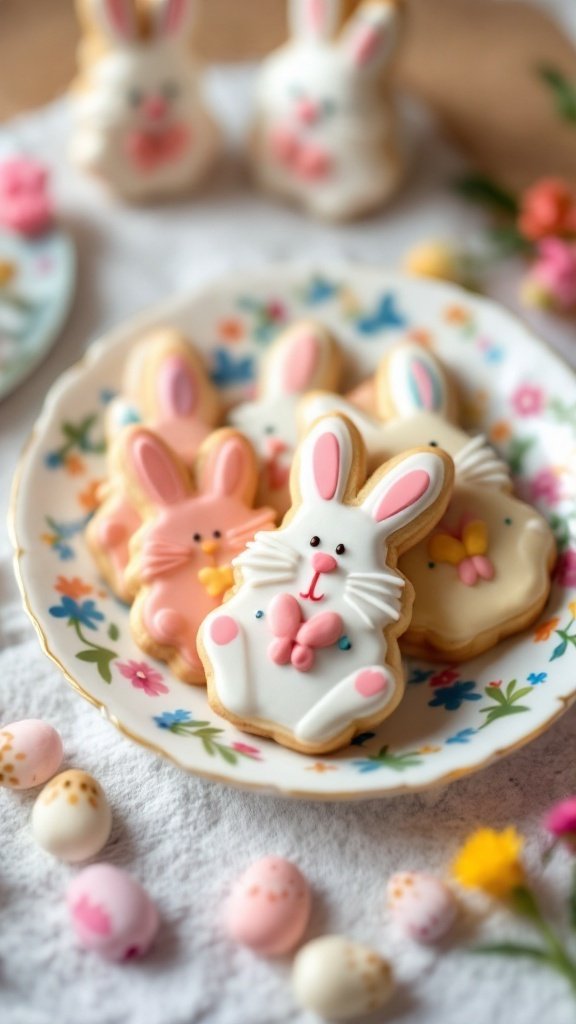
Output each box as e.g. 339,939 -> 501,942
282,332 -> 320,393
105,0 -> 133,37
305,0 -> 326,33
131,434 -> 186,506
313,431 -> 340,500
208,438 -> 248,498
157,355 -> 198,418
348,23 -> 381,66
161,0 -> 186,34
375,469 -> 430,523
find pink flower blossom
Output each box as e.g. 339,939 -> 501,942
556,549 -> 576,589
429,667 -> 460,688
528,467 -> 562,505
511,384 -> 545,417
544,797 -> 576,851
117,659 -> 169,696
525,238 -> 576,312
231,741 -> 263,760
0,158 -> 54,236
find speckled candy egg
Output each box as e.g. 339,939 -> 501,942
31,769 -> 112,862
226,855 -> 311,955
387,871 -> 458,943
292,935 -> 394,1020
67,864 -> 159,961
0,719 -> 63,789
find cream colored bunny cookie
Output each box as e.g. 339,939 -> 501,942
114,426 -> 276,684
87,328 -> 221,601
250,0 -> 405,222
300,342 -> 556,660
71,0 -> 221,201
199,414 -> 453,754
227,320 -> 343,517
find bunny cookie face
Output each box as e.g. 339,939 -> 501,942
228,320 -> 342,517
86,329 -> 221,601
199,415 -> 453,753
71,0 -> 221,201
251,0 -> 405,221
300,342 -> 556,660
116,427 -> 276,684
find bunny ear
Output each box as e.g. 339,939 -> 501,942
295,414 -> 364,506
262,321 -> 341,399
197,430 -> 258,504
84,0 -> 137,43
360,448 -> 453,545
289,0 -> 342,43
118,427 -> 190,510
340,1 -> 401,73
156,354 -> 199,419
152,0 -> 195,38
376,342 -> 456,421
126,329 -> 220,426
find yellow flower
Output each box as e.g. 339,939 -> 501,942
404,241 -> 462,283
0,260 -> 16,286
569,600 -> 576,620
451,827 -> 525,898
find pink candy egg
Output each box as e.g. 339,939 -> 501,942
0,720 -> 63,790
226,855 -> 311,956
67,864 -> 159,961
387,871 -> 458,944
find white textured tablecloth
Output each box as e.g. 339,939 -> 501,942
2,67 -> 576,1024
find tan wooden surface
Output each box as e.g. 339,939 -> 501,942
1,0 -> 575,188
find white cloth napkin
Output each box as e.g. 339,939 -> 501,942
1,68 -> 576,1024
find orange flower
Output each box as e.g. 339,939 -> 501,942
518,178 -> 576,241
533,617 -> 560,642
490,419 -> 512,443
65,453 -> 86,476
41,532 -> 57,546
218,317 -> 244,343
55,576 -> 92,599
444,304 -> 471,325
407,328 -> 433,347
78,479 -> 104,511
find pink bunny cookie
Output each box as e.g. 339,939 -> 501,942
251,0 -> 405,221
116,426 -> 276,684
70,0 -> 221,201
227,320 -> 342,517
199,414 -> 453,753
299,341 -> 556,660
87,328 -> 221,601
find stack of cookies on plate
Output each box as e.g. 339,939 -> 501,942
86,322 -> 556,754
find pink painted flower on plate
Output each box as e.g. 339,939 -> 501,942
429,667 -> 460,688
511,384 -> 545,417
545,797 -> 576,851
526,238 -> 576,312
0,158 -> 54,236
231,741 -> 263,760
528,467 -> 562,505
117,660 -> 169,696
556,550 -> 576,589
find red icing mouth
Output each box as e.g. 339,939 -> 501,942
300,570 -> 324,602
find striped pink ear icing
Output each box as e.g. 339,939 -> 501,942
313,431 -> 340,500
307,0 -> 327,32
102,0 -> 134,39
374,469 -> 430,522
348,23 -> 381,65
282,332 -> 320,393
157,0 -> 190,36
157,356 -> 198,418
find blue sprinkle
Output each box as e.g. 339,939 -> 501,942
255,610 -> 264,619
338,635 -> 352,650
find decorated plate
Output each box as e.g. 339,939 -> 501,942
0,227 -> 75,401
10,267 -> 576,798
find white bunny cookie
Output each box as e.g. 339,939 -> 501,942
227,320 -> 343,517
300,342 -> 557,661
87,328 -> 221,601
70,0 -> 221,201
250,0 -> 405,222
199,414 -> 453,754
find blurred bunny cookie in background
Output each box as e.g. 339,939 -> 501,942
250,0 -> 405,222
70,0 -> 221,201
87,328 -> 221,601
115,426 -> 276,684
199,414 -> 453,753
300,342 -> 557,661
227,319 -> 343,517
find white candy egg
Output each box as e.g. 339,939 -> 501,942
32,769 -> 112,863
387,871 -> 458,943
292,935 -> 394,1020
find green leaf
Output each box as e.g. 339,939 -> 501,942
217,745 -> 237,766
507,436 -> 536,476
505,679 -> 518,700
485,685 -> 507,705
549,514 -> 571,552
201,737 -> 216,756
454,174 -> 519,215
76,649 -> 100,663
509,686 -> 533,703
538,64 -> 576,124
75,647 -> 114,684
550,640 -> 569,661
108,622 -> 120,641
479,704 -> 530,726
487,225 -> 533,257
474,942 -> 549,961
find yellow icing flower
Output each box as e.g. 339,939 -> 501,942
429,519 -> 494,587
198,564 -> 234,598
404,241 -> 462,283
452,827 -> 525,898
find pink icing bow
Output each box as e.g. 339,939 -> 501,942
268,592 -> 343,672
269,126 -> 332,181
125,124 -> 191,173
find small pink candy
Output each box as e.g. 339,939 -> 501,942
0,719 -> 63,790
545,797 -> 576,850
387,871 -> 458,944
0,158 -> 54,236
226,856 -> 311,956
67,864 -> 159,961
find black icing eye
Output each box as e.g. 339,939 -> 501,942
504,517 -> 512,526
429,441 -> 439,447
310,536 -> 320,547
193,533 -> 202,542
335,543 -> 346,555
161,80 -> 180,100
128,87 -> 142,107
264,425 -> 275,435
213,530 -> 222,539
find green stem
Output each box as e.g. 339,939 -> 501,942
512,886 -> 576,994
71,619 -> 103,651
